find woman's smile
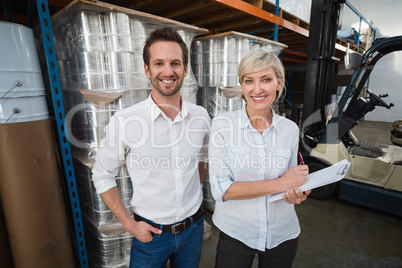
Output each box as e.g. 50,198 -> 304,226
251,95 -> 267,101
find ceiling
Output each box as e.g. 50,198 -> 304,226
1,0 -> 364,65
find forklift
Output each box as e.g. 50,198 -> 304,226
296,0 -> 402,217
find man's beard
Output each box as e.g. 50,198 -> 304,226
149,72 -> 185,97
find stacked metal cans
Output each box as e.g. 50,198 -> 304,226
192,31 -> 287,119
56,11 -> 148,90
73,160 -> 133,267
37,3 -> 207,266
191,32 -> 287,211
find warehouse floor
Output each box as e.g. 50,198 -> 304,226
200,120 -> 402,268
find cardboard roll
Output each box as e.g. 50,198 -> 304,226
0,119 -> 75,268
0,205 -> 13,268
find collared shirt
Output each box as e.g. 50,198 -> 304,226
209,107 -> 300,251
92,94 -> 210,224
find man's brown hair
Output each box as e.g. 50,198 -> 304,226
143,27 -> 188,67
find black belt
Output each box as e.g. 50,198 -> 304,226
133,206 -> 205,234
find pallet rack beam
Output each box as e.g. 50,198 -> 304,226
213,0 -> 309,37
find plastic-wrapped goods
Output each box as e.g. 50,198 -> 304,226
192,31 -> 286,119
35,1 -> 208,267
266,0 -> 311,23
192,31 -> 287,211
192,31 -> 286,90
73,160 -> 133,268
64,89 -> 151,157
351,20 -> 375,49
52,9 -> 204,97
201,86 -> 245,119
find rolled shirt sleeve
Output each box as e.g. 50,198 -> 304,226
208,115 -> 235,202
198,114 -> 210,163
92,114 -> 126,194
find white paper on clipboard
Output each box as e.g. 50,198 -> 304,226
268,159 -> 351,202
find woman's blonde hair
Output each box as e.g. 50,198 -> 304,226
238,50 -> 285,101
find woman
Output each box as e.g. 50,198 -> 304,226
209,50 -> 310,268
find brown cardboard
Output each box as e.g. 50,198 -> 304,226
0,119 -> 76,268
0,205 -> 13,268
79,89 -> 127,109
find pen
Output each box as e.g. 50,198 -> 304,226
298,151 -> 307,195
298,151 -> 304,165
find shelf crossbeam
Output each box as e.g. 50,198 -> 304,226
213,0 -> 309,37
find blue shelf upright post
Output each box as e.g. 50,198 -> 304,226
35,0 -> 89,267
274,0 -> 279,41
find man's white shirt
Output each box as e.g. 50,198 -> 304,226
92,94 -> 210,224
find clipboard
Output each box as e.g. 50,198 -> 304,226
268,159 -> 351,202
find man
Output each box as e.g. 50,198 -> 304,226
92,27 -> 210,268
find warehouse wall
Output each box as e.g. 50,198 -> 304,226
341,0 -> 402,122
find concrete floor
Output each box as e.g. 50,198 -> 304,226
201,197 -> 402,268
200,120 -> 402,268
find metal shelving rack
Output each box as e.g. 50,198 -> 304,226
1,0 -> 89,266
33,0 -> 89,267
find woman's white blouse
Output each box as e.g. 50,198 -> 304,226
209,107 -> 301,251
